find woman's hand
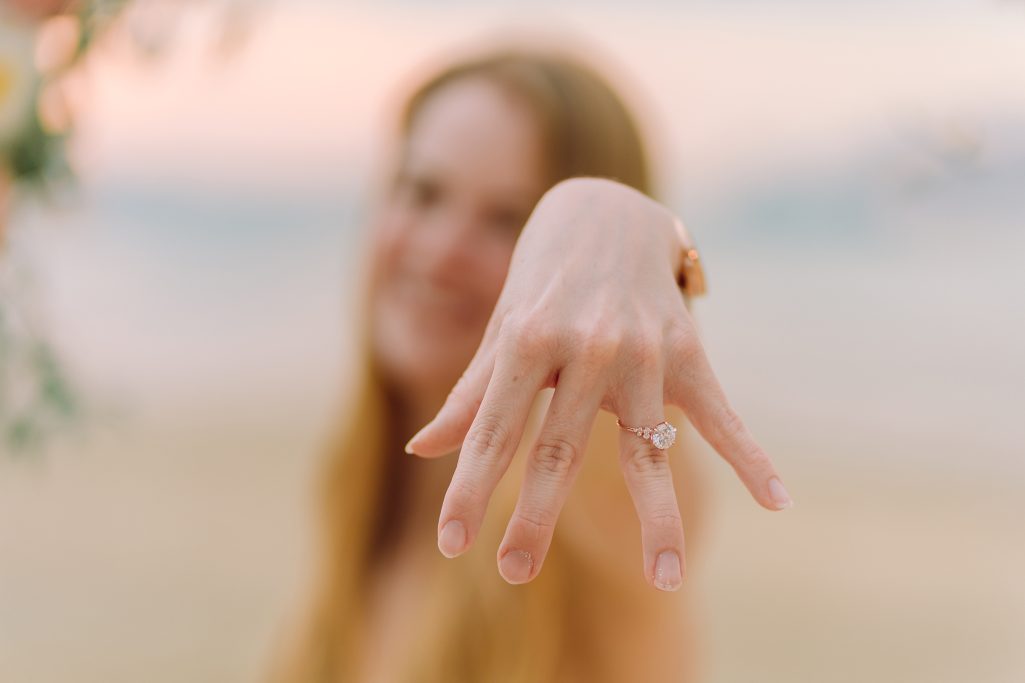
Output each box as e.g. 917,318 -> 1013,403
405,176 -> 793,591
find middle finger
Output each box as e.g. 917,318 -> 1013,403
495,362 -> 603,584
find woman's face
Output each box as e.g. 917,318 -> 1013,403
370,77 -> 550,396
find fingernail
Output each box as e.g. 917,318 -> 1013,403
498,549 -> 534,584
769,477 -> 794,510
654,550 -> 683,591
405,422 -> 432,454
438,520 -> 466,558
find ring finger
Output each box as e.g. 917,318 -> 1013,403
614,370 -> 687,592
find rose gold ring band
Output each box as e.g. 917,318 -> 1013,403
616,418 -> 678,450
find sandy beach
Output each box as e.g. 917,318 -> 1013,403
1,386 -> 1022,682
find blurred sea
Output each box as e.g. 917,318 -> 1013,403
13,106 -> 1023,475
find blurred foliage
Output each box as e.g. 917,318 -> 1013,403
1,0 -> 130,456
1,0 -> 131,189
0,304 -> 77,454
1,0 -> 256,456
5,99 -> 70,189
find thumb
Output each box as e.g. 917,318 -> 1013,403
405,357 -> 493,458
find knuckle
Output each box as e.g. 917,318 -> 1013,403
531,436 -> 579,477
649,509 -> 684,532
665,306 -> 695,337
465,419 -> 511,461
621,330 -> 662,371
503,315 -> 549,355
719,406 -> 745,439
448,477 -> 484,511
498,316 -> 528,347
623,443 -> 672,477
739,443 -> 769,469
578,329 -> 621,366
514,507 -> 557,543
672,330 -> 702,362
717,408 -> 765,467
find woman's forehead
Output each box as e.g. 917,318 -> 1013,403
401,79 -> 548,194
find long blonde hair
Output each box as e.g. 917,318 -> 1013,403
273,42 -> 692,683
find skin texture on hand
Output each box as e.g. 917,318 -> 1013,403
406,176 -> 793,591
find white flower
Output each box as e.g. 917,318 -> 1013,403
0,15 -> 39,147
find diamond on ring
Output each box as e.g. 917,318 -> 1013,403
616,419 -> 678,450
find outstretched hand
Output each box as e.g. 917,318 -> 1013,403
405,177 -> 793,592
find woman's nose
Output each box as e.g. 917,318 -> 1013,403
415,206 -> 480,274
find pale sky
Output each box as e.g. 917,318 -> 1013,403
71,0 -> 1025,200
12,0 -> 1023,470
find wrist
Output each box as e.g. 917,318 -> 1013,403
537,178 -> 706,297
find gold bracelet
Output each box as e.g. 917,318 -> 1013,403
670,215 -> 707,297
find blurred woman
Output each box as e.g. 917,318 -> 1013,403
273,38 -> 791,683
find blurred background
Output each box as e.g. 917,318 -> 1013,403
0,0 -> 1022,681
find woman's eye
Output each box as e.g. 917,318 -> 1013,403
408,179 -> 440,207
394,174 -> 441,209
